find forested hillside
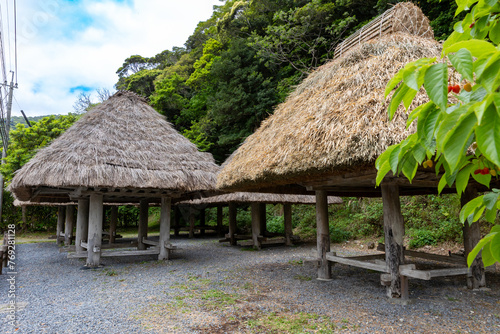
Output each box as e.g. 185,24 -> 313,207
115,0 -> 460,163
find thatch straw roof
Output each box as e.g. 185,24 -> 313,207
175,192 -> 342,206
10,91 -> 220,201
217,31 -> 442,192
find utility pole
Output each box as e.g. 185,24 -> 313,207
0,72 -> 16,223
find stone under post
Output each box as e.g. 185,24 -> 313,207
56,206 -> 66,246
64,205 -> 75,246
251,203 -> 262,250
316,190 -> 331,280
158,197 -> 172,260
87,193 -> 103,267
284,203 -> 293,246
138,200 -> 149,250
461,186 -> 486,289
75,199 -> 89,253
228,203 -> 237,246
381,183 -> 405,299
109,206 -> 118,244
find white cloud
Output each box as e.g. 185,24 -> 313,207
7,0 -> 222,117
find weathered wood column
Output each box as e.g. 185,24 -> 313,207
138,200 -> 149,250
461,186 -> 486,289
189,208 -> 195,239
259,203 -> 267,236
284,203 -> 293,246
109,206 -> 118,244
200,208 -> 206,236
159,197 -> 172,260
174,206 -> 181,236
217,205 -> 223,237
87,194 -> 103,267
316,190 -> 331,280
56,206 -> 66,246
381,184 -> 405,299
64,205 -> 75,246
251,203 -> 262,250
228,203 -> 237,246
75,199 -> 89,253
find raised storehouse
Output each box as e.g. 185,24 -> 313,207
217,3 -> 486,301
10,91 -> 220,266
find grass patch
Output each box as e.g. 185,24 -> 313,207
288,260 -> 303,265
247,312 -> 336,334
293,275 -> 312,281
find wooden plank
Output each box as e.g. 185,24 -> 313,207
326,253 -> 389,273
100,248 -> 160,257
59,246 -> 76,253
67,252 -> 87,259
239,237 -> 286,247
316,190 -> 331,280
429,267 -> 471,278
404,249 -> 466,265
347,254 -> 386,261
381,183 -> 405,299
81,241 -> 88,249
142,238 -> 159,246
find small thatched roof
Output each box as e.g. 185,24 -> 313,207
175,192 -> 343,206
10,91 -> 220,202
217,31 -> 442,192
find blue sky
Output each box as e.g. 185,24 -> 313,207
4,0 -> 222,116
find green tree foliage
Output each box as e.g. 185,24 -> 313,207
376,0 -> 500,266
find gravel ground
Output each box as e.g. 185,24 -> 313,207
1,237 -> 499,333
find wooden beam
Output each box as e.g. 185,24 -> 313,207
158,197 -> 172,260
316,190 -> 331,280
87,194 -> 103,267
381,184 -> 405,299
142,238 -> 159,246
138,200 -> 149,250
64,205 -> 75,246
101,249 -> 159,257
109,206 -> 118,244
56,206 -> 65,246
75,199 -> 89,253
228,203 -> 237,246
284,203 -> 293,246
326,252 -> 388,272
461,186 -> 486,289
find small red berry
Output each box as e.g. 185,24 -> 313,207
483,167 -> 489,174
470,22 -> 475,28
474,169 -> 481,175
448,85 -> 452,93
452,84 -> 460,94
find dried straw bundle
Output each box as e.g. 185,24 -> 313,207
175,192 -> 342,206
10,91 -> 220,201
217,33 -> 442,192
334,2 -> 433,59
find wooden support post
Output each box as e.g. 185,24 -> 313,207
75,199 -> 89,253
381,184 -> 405,299
251,203 -> 261,250
138,200 -> 149,250
64,205 -> 75,246
259,203 -> 267,236
174,206 -> 181,236
189,208 -> 195,239
56,206 -> 66,246
228,203 -> 237,246
217,205 -> 223,237
316,190 -> 331,280
284,203 -> 293,246
461,186 -> 486,289
158,197 -> 172,260
200,208 -> 206,236
109,206 -> 118,244
87,194 -> 103,267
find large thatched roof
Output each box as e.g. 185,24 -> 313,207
175,192 -> 342,206
217,32 -> 442,193
10,91 -> 219,202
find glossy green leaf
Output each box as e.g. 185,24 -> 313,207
476,95 -> 500,166
417,103 -> 440,151
471,167 -> 492,187
456,163 -> 475,195
491,232 -> 500,263
483,191 -> 499,210
423,63 -> 448,111
490,19 -> 500,45
401,154 -> 418,182
444,39 -> 496,57
460,195 -> 484,223
467,233 -> 495,267
389,144 -> 402,174
442,111 -> 477,172
477,51 -> 500,92
407,102 -> 433,128
388,83 -> 410,120
438,174 -> 448,194
449,48 -> 474,82
412,143 -> 427,163
485,207 -> 497,223
384,70 -> 404,98
375,144 -> 396,170
481,242 -> 496,267
376,160 -> 391,186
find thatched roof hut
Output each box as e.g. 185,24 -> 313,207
217,31 -> 442,196
10,91 -> 219,203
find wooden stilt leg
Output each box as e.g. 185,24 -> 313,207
189,208 -> 195,239
87,194 -> 103,267
316,190 -> 331,280
284,203 -> 293,246
251,203 -> 261,250
109,206 -> 118,244
461,186 -> 486,289
381,184 -> 405,299
75,199 -> 89,253
217,206 -> 223,237
64,205 -> 75,246
56,206 -> 66,246
200,209 -> 206,236
138,200 -> 149,250
159,197 -> 172,260
228,203 -> 237,246
259,203 -> 267,237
